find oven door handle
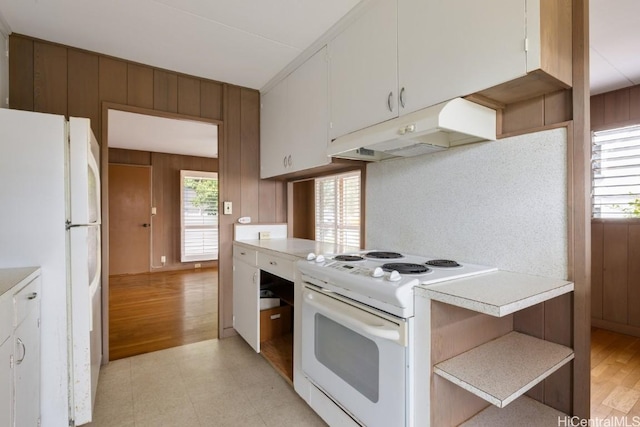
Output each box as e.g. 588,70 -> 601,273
303,290 -> 403,343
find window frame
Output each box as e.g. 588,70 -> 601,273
314,170 -> 362,248
180,169 -> 219,262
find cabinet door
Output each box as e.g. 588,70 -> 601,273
398,0 -> 525,114
14,308 -> 40,427
329,0 -> 398,140
0,339 -> 11,427
260,79 -> 289,179
233,258 -> 260,352
288,47 -> 330,174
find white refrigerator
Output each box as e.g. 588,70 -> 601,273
0,108 -> 102,426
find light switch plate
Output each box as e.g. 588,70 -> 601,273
259,231 -> 271,240
223,201 -> 232,215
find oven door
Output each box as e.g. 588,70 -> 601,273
301,285 -> 408,427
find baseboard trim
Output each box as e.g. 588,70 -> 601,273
592,318 -> 640,338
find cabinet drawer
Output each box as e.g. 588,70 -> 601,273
14,277 -> 41,327
258,253 -> 294,281
0,294 -> 11,345
233,245 -> 258,266
260,305 -> 292,342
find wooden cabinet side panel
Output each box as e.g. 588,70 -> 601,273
8,35 -> 34,111
34,42 -> 67,115
539,0 -> 573,86
591,222 -> 604,320
127,64 -> 154,109
99,57 -> 127,104
591,94 -> 605,129
543,293 -> 572,414
153,70 -> 178,113
628,225 -> 640,327
602,223 -> 629,324
68,50 -> 100,137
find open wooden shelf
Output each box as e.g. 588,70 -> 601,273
261,332 -> 293,384
460,396 -> 567,426
434,331 -> 574,408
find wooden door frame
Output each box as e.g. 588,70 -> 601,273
100,102 -> 223,362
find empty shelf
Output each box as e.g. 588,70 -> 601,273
461,396 -> 567,426
434,331 -> 574,408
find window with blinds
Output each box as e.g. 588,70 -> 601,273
592,125 -> 640,218
180,170 -> 219,262
315,171 -> 361,247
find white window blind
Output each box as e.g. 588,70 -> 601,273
592,125 -> 640,218
180,170 -> 219,262
315,171 -> 361,247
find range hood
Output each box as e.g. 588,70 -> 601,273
327,98 -> 497,161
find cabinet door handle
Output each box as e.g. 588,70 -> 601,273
283,156 -> 287,167
16,338 -> 26,365
287,155 -> 292,166
400,87 -> 406,108
27,292 -> 38,300
387,91 -> 394,112
252,272 -> 257,284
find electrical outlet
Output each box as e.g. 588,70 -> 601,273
195,263 -> 201,269
223,201 -> 232,215
160,255 -> 166,264
151,207 -> 157,215
259,231 -> 271,240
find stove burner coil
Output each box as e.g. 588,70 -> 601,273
334,255 -> 365,262
365,251 -> 404,259
381,263 -> 430,275
425,259 -> 461,268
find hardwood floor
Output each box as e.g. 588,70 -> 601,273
109,268 -> 218,360
591,327 -> 640,420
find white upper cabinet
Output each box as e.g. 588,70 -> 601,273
260,47 -> 329,179
328,0 -> 398,140
398,0 -> 526,115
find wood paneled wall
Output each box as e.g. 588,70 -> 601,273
499,89 -> 573,136
592,220 -> 640,337
109,148 -> 219,272
291,180 -> 315,240
591,84 -> 640,130
9,33 -> 287,353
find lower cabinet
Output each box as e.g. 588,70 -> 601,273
232,244 -> 295,382
0,268 -> 41,427
0,338 -> 12,427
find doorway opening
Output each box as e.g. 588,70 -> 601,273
105,107 -> 220,360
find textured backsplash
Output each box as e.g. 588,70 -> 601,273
366,127 -> 569,279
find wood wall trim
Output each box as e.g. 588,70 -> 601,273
570,0 -> 591,418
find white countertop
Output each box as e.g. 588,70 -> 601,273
234,238 -> 361,260
416,270 -> 574,317
0,267 -> 41,297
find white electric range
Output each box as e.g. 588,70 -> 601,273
297,250 -> 496,427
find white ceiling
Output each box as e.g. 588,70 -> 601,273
108,110 -> 218,158
0,1 -> 637,95
590,0 -> 640,95
0,0 -> 359,90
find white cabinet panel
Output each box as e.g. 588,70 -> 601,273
260,79 -> 289,179
288,48 -> 329,173
329,0 -> 398,140
0,339 -> 11,427
261,47 -> 330,179
14,305 -> 40,427
398,0 -> 525,114
233,257 -> 260,352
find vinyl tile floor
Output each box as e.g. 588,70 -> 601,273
86,336 -> 327,427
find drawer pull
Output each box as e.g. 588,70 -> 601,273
27,292 -> 38,300
240,252 -> 246,255
269,261 -> 277,266
270,314 -> 281,320
16,338 -> 26,364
